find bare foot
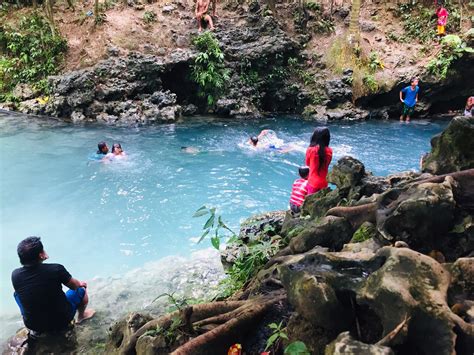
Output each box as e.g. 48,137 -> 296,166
198,27 -> 203,32
76,309 -> 96,324
210,26 -> 215,30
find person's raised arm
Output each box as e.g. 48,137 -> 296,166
203,0 -> 210,13
195,1 -> 199,16
65,277 -> 87,290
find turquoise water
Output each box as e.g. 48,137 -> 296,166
0,112 -> 448,328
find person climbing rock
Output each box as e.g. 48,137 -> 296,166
305,127 -> 332,195
436,3 -> 448,37
12,237 -> 95,334
289,166 -> 310,214
399,77 -> 419,122
196,0 -> 214,32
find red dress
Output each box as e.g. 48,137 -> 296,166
305,146 -> 333,193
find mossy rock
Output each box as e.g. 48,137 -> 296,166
422,116 -> 474,174
301,187 -> 343,219
351,221 -> 378,243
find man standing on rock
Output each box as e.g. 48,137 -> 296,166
399,77 -> 419,122
196,0 -> 215,32
12,237 -> 95,334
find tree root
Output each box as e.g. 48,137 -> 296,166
171,293 -> 286,355
326,202 -> 377,229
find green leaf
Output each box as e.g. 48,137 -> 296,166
193,206 -> 208,217
211,235 -> 220,250
284,341 -> 310,355
203,214 -> 215,230
268,323 -> 279,330
265,333 -> 280,351
197,228 -> 210,244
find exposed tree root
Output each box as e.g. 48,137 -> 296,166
326,202 -> 377,229
171,293 -> 286,355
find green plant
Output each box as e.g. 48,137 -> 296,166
368,51 -> 384,72
143,10 -> 157,24
0,13 -> 67,100
153,292 -> 189,311
193,206 -> 237,250
362,73 -> 378,93
284,341 -> 310,354
191,32 -> 230,107
305,1 -> 320,11
427,34 -> 474,79
265,321 -> 289,351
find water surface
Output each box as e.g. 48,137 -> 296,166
0,112 -> 448,340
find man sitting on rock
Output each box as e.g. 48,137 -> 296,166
196,0 -> 214,32
12,237 -> 95,334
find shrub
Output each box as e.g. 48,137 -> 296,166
0,13 -> 67,100
427,34 -> 474,79
143,10 -> 157,24
191,32 -> 230,107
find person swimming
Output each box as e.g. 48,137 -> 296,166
247,130 -> 303,153
103,143 -> 126,162
89,141 -> 109,161
181,146 -> 200,154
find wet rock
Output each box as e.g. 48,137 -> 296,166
422,116 -> 474,174
326,332 -> 394,355
182,104 -> 197,116
71,110 -> 86,122
289,215 -> 353,253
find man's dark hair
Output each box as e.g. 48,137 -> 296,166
17,237 -> 44,265
298,166 -> 310,179
250,136 -> 258,146
97,141 -> 107,154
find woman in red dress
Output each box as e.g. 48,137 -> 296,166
305,127 -> 333,195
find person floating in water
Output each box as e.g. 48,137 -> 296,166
464,96 -> 473,117
196,0 -> 214,32
399,77 -> 419,122
289,166 -> 310,214
305,127 -> 333,195
181,146 -> 200,154
436,3 -> 448,37
11,237 -> 95,334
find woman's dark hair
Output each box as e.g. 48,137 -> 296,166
250,136 -> 258,146
97,141 -> 107,154
298,166 -> 310,179
112,143 -> 122,153
309,127 -> 331,172
17,237 -> 44,265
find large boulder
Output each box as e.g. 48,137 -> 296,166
325,332 -> 394,355
422,116 -> 474,174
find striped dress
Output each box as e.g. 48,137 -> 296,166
290,178 -> 309,207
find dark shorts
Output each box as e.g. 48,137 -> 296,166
66,287 -> 86,318
402,104 -> 415,117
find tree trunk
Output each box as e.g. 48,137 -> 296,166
43,0 -> 57,36
65,0 -> 75,10
348,0 -> 361,46
94,0 -> 99,20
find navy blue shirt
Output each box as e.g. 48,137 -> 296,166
12,263 -> 73,332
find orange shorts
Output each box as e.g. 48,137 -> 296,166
437,25 -> 445,35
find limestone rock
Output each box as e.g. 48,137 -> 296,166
13,83 -> 35,100
328,156 -> 366,190
325,332 -> 394,355
289,215 -> 353,253
106,312 -> 153,353
301,187 -> 342,219
422,116 -> 474,174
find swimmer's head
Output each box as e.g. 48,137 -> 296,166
112,143 -> 123,154
250,136 -> 258,146
97,141 -> 109,154
298,166 -> 310,179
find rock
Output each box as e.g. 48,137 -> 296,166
325,79 -> 352,107
350,221 -> 378,243
162,4 -> 176,13
336,7 -> 350,19
289,215 -> 353,253
71,110 -> 86,122
215,98 -> 239,116
18,98 -> 44,115
326,332 -> 394,355
106,46 -> 120,57
301,187 -> 342,219
422,116 -> 474,174
106,312 -> 154,353
342,237 -> 384,254
182,104 -> 197,116
394,241 -> 409,248
360,21 -> 376,32
13,83 -> 35,100
328,156 -> 366,191
6,327 -> 78,354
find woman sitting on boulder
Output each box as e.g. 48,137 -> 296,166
305,127 -> 333,195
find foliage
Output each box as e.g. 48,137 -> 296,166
396,1 -> 462,44
191,32 -> 230,107
427,34 -> 473,79
143,10 -> 157,24
153,292 -> 190,312
218,237 -> 281,298
193,206 -> 237,250
265,321 -> 289,351
0,13 -> 67,100
368,51 -> 384,72
143,316 -> 183,343
284,341 -> 311,355
362,74 -> 378,93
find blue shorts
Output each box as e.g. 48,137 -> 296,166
66,287 -> 86,318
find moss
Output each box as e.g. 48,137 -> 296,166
350,222 -> 377,243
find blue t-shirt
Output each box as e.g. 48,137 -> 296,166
89,153 -> 106,161
401,86 -> 419,108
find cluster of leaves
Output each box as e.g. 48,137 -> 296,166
191,32 -> 230,107
143,316 -> 183,344
264,322 -> 310,354
427,34 -> 474,79
396,1 -> 461,43
0,13 -> 67,100
193,206 -> 236,250
143,10 -> 157,24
